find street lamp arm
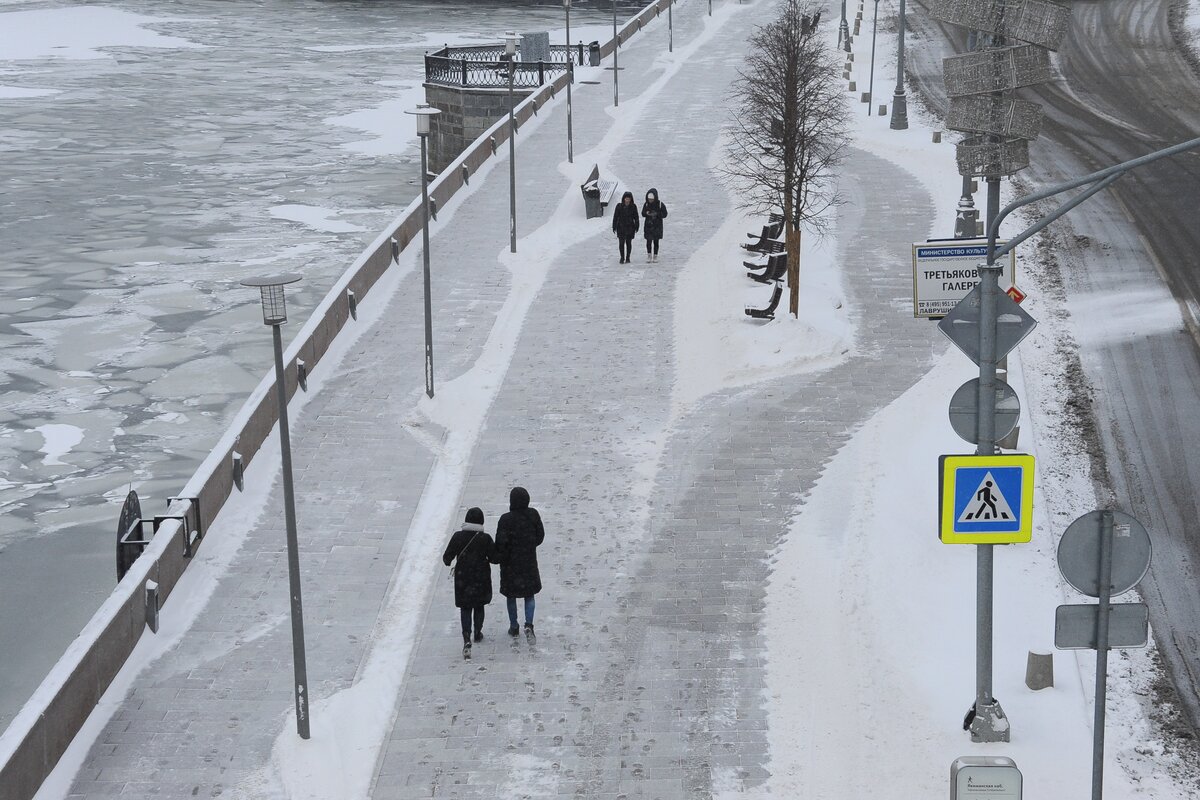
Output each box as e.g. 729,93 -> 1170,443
987,134 -> 1200,264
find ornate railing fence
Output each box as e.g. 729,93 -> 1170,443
424,43 -> 586,88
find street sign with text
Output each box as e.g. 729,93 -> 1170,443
912,239 -> 1017,318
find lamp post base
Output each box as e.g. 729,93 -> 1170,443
966,699 -> 1010,743
889,92 -> 908,130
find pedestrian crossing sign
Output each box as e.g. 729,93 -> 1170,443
939,454 -> 1035,544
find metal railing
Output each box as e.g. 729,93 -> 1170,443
425,43 -> 585,89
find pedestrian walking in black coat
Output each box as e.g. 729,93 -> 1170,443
494,486 -> 545,641
442,507 -> 495,659
641,188 -> 668,262
612,191 -> 640,264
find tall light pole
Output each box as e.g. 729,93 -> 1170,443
505,31 -> 518,253
839,0 -> 851,52
890,0 -> 909,129
953,30 -> 979,238
565,0 -> 574,163
867,0 -> 879,116
612,0 -> 619,107
668,0 -> 673,52
405,104 -> 441,397
240,273 -> 310,740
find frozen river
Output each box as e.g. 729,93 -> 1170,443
0,0 -> 633,733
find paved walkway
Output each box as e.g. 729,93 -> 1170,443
63,1 -> 940,798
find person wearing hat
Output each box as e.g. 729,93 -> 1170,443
494,486 -> 545,641
442,507 -> 495,659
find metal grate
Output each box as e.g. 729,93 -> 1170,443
955,136 -> 1030,178
258,284 -> 287,325
943,45 -> 1052,97
946,95 -> 1043,139
929,0 -> 1070,50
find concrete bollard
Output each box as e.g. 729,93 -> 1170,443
1026,650 -> 1054,690
932,131 -> 942,143
861,91 -> 871,104
844,70 -> 851,80
848,80 -> 857,92
847,53 -> 855,62
878,104 -> 887,116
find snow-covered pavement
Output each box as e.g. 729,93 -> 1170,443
25,0 -> 1200,797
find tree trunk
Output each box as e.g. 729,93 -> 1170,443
787,226 -> 802,317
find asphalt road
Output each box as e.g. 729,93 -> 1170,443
907,0 -> 1200,730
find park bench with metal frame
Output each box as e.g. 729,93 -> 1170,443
742,217 -> 785,251
580,163 -> 618,219
745,281 -> 784,320
746,252 -> 788,283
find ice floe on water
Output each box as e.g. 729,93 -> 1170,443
34,424 -> 84,467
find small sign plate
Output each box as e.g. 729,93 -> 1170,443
939,454 -> 1035,544
948,378 -> 1021,445
951,756 -> 1022,800
1054,603 -> 1149,650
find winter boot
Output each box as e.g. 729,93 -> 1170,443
508,625 -> 520,637
524,622 -> 536,642
462,643 -> 471,660
474,630 -> 484,643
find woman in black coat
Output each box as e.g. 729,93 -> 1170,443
641,187 -> 668,262
494,486 -> 545,639
611,191 -> 640,264
442,507 -> 494,658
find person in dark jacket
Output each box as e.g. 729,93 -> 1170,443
442,507 -> 495,659
641,188 -> 668,262
494,486 -> 545,640
611,191 -> 640,264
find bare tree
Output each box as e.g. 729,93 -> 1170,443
720,0 -> 850,317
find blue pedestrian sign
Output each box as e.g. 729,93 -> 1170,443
939,454 -> 1035,544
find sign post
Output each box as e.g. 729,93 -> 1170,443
1054,509 -> 1152,800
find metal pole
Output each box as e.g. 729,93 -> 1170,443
839,0 -> 850,51
1092,511 -> 1115,800
890,0 -> 908,129
419,134 -> 434,397
954,31 -> 978,237
708,0 -> 712,16
508,62 -> 517,253
965,175 -> 1007,743
272,323 -> 310,740
867,0 -> 879,116
668,0 -> 673,52
566,3 -> 574,162
613,0 -> 619,107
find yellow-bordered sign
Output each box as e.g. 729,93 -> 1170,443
939,454 -> 1035,544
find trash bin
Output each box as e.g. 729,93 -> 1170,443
588,41 -> 601,67
582,179 -> 602,219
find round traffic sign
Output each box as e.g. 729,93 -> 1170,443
1057,510 -> 1151,598
948,378 -> 1020,445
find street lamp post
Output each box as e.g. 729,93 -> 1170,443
565,0 -> 574,163
505,31 -> 518,253
612,0 -> 619,107
405,105 -> 441,397
668,0 -> 673,52
867,0 -> 879,116
839,0 -> 851,52
890,0 -> 909,129
240,273 -> 310,740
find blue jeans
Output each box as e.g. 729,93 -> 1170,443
507,596 -> 535,627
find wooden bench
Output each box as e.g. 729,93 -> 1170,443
581,163 -> 618,219
746,252 -> 788,283
741,239 -> 786,265
742,218 -> 785,251
745,281 -> 784,320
